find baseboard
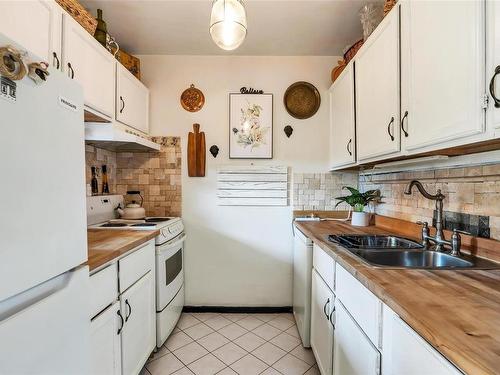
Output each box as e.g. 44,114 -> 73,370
183,306 -> 293,314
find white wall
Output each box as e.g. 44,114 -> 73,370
140,55 -> 338,306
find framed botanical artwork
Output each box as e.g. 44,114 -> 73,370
229,93 -> 273,159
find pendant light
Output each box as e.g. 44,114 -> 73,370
210,0 -> 247,51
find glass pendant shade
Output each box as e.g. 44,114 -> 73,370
210,0 -> 247,51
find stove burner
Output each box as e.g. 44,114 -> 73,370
131,223 -> 157,227
100,223 -> 129,227
145,217 -> 171,223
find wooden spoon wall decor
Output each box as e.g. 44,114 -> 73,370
187,123 -> 206,177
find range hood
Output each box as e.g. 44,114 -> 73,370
85,123 -> 161,152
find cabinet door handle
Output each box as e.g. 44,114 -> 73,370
489,65 -> 500,108
401,111 -> 409,137
117,310 -> 124,335
52,52 -> 60,69
323,298 -> 330,319
67,62 -> 74,79
120,96 -> 125,113
346,139 -> 352,156
387,116 -> 395,141
329,305 -> 336,328
125,299 -> 132,322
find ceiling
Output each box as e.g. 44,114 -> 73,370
79,0 -> 373,56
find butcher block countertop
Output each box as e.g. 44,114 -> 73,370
87,229 -> 159,272
295,217 -> 500,375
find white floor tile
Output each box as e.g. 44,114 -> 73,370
216,367 -> 238,375
222,313 -> 247,322
268,316 -> 295,331
233,332 -> 266,352
172,367 -> 194,375
188,354 -> 226,375
230,354 -> 268,375
197,332 -> 230,352
184,323 -> 215,340
261,368 -> 282,375
140,366 -> 151,375
281,313 -> 295,322
204,315 -> 232,330
212,342 -> 247,365
218,323 -> 248,340
285,325 -> 300,339
270,332 -> 301,352
148,345 -> 170,363
251,342 -> 287,366
173,342 -> 209,365
147,353 -> 184,375
177,314 -> 202,330
236,316 -> 265,331
251,323 -> 282,341
166,331 -> 194,352
253,314 -> 277,323
290,345 -> 316,365
304,365 -> 320,375
190,313 -> 220,322
273,354 -> 311,375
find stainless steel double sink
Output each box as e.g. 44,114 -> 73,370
328,234 -> 500,270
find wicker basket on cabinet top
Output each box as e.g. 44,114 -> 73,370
55,0 -> 97,35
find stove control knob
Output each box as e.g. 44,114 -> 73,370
161,229 -> 168,237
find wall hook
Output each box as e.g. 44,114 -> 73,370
209,145 -> 219,158
284,125 -> 293,138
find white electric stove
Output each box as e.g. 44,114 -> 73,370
87,195 -> 185,347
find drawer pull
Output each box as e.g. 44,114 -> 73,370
489,65 -> 500,108
125,299 -> 132,322
323,298 -> 330,319
120,96 -> 125,113
401,111 -> 409,137
52,52 -> 60,69
387,116 -> 395,141
329,305 -> 336,328
67,62 -> 74,79
347,139 -> 352,156
117,310 -> 124,335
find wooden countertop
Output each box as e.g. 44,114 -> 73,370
87,229 -> 159,272
295,218 -> 500,375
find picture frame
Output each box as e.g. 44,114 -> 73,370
229,93 -> 273,159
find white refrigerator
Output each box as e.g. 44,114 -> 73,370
0,33 -> 90,374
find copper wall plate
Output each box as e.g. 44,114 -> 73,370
181,84 -> 205,112
283,81 -> 321,119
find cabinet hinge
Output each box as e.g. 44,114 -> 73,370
482,94 -> 489,109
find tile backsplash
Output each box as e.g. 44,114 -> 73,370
293,172 -> 358,211
359,163 -> 500,241
85,136 -> 182,217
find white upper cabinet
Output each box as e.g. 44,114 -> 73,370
355,8 -> 400,162
487,0 -> 500,131
334,301 -> 381,375
330,63 -> 356,169
0,0 -> 62,69
311,270 -> 334,375
62,13 -> 115,118
400,0 -> 485,151
116,64 -> 150,134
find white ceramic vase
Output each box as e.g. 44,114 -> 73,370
351,211 -> 371,226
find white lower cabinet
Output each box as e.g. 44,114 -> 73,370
121,271 -> 156,375
382,305 -> 461,375
311,269 -> 334,375
89,240 -> 156,375
333,300 -> 381,375
90,301 -> 122,375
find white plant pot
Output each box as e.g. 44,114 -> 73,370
351,211 -> 371,227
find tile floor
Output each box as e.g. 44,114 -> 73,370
143,312 -> 319,375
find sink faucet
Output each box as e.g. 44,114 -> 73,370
404,180 -> 469,255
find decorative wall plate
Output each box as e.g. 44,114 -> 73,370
181,84 -> 205,112
283,81 -> 321,119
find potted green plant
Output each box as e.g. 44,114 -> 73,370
335,186 -> 381,226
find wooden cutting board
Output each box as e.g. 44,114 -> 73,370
187,123 -> 206,177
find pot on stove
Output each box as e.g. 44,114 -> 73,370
116,191 -> 146,219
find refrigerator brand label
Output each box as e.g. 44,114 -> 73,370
59,96 -> 78,112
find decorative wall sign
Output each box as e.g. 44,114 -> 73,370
240,87 -> 264,94
284,81 -> 321,119
209,145 -> 219,158
217,165 -> 288,206
181,84 -> 205,112
229,93 -> 273,159
284,125 -> 293,138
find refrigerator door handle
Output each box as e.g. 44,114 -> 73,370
0,272 -> 71,322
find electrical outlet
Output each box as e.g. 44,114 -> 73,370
1,76 -> 16,102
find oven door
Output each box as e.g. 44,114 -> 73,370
156,233 -> 185,311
